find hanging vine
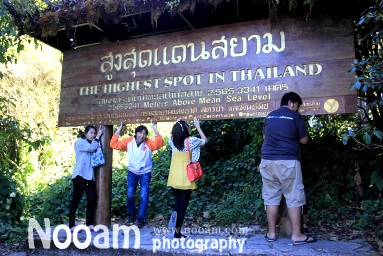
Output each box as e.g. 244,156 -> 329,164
2,0 -> 324,39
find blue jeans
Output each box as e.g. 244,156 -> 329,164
127,171 -> 151,219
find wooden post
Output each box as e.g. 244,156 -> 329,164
94,125 -> 113,226
278,197 -> 292,236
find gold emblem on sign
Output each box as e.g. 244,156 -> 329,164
324,98 -> 339,113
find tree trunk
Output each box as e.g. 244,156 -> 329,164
278,196 -> 292,236
349,160 -> 364,201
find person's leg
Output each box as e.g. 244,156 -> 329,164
170,188 -> 181,230
84,179 -> 96,226
127,171 -> 139,222
287,206 -> 302,239
265,205 -> 279,240
69,176 -> 86,228
287,207 -> 315,242
172,188 -> 180,213
260,159 -> 282,240
136,172 -> 151,227
172,188 -> 192,238
281,160 -> 314,243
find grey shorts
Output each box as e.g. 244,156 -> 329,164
259,159 -> 306,208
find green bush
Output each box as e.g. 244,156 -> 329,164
3,114 -> 383,244
147,119 -> 266,225
209,183 -> 265,226
111,166 -> 128,218
0,97 -> 36,242
25,174 -> 85,227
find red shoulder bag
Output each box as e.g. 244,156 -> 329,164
186,138 -> 203,182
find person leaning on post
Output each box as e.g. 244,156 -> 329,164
69,124 -> 104,232
260,91 -> 317,245
110,121 -> 163,228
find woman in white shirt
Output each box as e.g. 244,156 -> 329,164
69,125 -> 103,232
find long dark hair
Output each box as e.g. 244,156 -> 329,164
80,125 -> 96,139
171,120 -> 190,150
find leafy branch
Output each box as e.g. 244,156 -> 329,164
345,0 -> 383,151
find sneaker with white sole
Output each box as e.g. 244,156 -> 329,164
136,218 -> 145,228
169,211 -> 177,229
127,214 -> 136,225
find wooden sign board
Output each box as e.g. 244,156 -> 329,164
58,16 -> 356,127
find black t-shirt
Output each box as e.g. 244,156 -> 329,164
261,107 -> 308,160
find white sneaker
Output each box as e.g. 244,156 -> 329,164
169,211 -> 177,229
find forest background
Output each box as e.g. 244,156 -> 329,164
0,0 -> 382,253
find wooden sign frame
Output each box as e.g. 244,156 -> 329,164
58,16 -> 356,126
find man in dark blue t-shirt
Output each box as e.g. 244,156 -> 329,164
260,92 -> 316,245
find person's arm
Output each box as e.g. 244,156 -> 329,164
297,116 -> 309,145
109,123 -> 133,151
299,136 -> 308,145
146,120 -> 164,151
193,117 -> 208,143
76,138 -> 98,152
151,120 -> 159,136
95,125 -> 104,140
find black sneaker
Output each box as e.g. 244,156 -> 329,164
136,218 -> 145,228
127,214 -> 136,225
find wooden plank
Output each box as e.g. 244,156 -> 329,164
58,16 -> 357,126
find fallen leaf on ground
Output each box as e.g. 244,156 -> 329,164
373,235 -> 383,246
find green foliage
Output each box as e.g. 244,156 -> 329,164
209,183 -> 265,226
111,167 -> 128,218
0,0 -> 45,68
25,174 -> 86,227
354,199 -> 383,239
0,3 -> 21,66
0,0 -> 317,41
303,116 -> 357,224
371,171 -> 383,191
342,3 -> 383,238
148,144 -> 173,217
346,0 -> 383,152
146,119 -> 266,226
0,96 -> 43,243
302,115 -> 383,240
0,40 -> 76,243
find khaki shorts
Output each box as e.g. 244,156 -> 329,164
260,159 -> 306,208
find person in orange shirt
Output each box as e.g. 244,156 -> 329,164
110,121 -> 163,228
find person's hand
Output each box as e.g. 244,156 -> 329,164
116,122 -> 124,134
96,125 -> 104,137
193,117 -> 200,127
150,120 -> 158,133
193,117 -> 207,143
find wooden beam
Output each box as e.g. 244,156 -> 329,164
94,125 -> 113,226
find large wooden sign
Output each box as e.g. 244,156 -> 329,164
58,16 -> 356,127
